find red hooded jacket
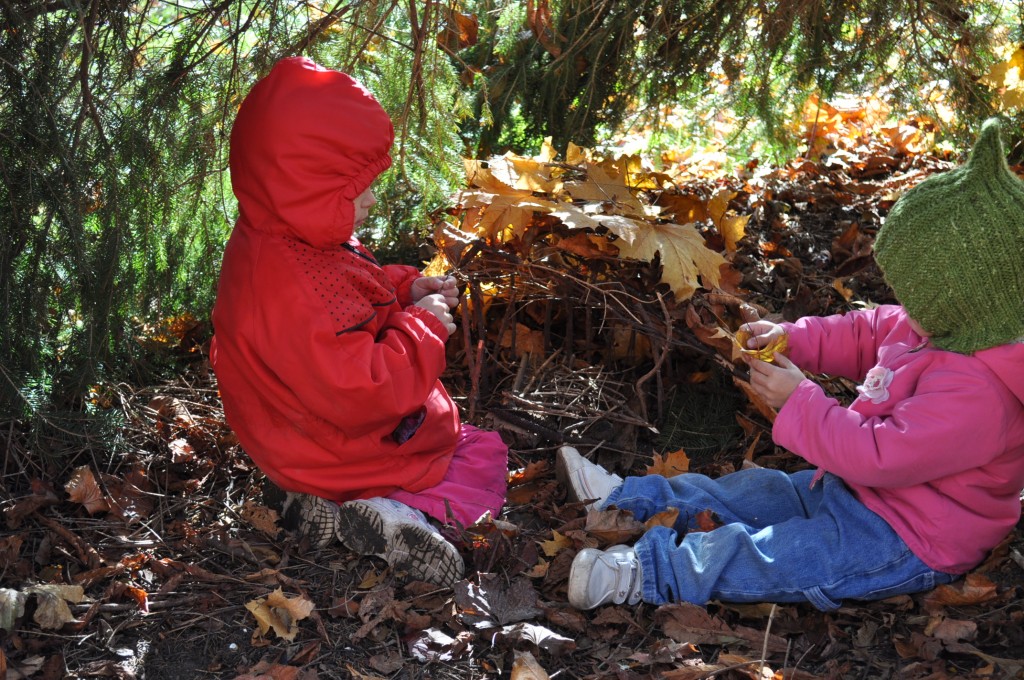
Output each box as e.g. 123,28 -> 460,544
210,57 -> 460,501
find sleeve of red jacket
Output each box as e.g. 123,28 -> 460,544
383,264 -> 421,308
773,362 -> 1007,488
257,293 -> 449,437
782,305 -> 903,381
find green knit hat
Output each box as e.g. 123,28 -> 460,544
874,117 -> 1024,353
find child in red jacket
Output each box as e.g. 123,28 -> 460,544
210,57 -> 508,587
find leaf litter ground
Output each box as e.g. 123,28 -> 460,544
2,113 -> 1023,680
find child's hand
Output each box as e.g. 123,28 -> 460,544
414,293 -> 457,336
411,276 -> 459,309
746,352 -> 806,409
738,319 -> 786,350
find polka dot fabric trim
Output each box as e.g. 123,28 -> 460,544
285,238 -> 397,335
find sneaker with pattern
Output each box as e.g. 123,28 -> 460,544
337,497 -> 465,587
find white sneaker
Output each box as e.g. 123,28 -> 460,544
279,492 -> 342,550
336,497 -> 465,587
555,446 -> 623,510
567,545 -> 643,609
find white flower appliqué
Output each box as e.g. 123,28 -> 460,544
857,366 -> 894,404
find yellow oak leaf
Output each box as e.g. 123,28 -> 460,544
708,188 -> 750,252
458,190 -> 557,242
611,220 -> 725,300
564,163 -> 644,215
540,530 -> 572,557
646,449 -> 690,478
733,328 -> 789,363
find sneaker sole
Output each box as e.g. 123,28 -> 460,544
567,548 -> 601,609
282,493 -> 341,550
337,501 -> 465,587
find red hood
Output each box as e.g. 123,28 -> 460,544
228,57 -> 394,248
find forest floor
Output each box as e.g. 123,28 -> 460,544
2,109 -> 1023,680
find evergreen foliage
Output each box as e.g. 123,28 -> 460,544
0,0 -> 1018,423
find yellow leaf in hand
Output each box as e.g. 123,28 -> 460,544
734,328 -> 789,363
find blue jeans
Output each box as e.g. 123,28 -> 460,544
603,469 -> 958,610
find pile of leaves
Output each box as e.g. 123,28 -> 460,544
2,102 -> 1023,680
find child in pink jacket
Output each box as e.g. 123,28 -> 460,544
211,58 -> 508,587
558,118 -> 1024,610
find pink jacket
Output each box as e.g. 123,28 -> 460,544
774,305 -> 1024,574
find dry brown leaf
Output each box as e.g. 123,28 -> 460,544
509,460 -> 550,487
147,395 -> 195,426
564,163 -> 644,215
552,232 -> 617,258
583,509 -> 646,546
511,650 -> 550,680
644,507 -> 679,530
924,616 -> 978,643
499,323 -> 546,358
437,9 -> 478,53
657,602 -> 788,653
922,573 -> 999,610
64,466 -> 109,515
656,192 -> 709,224
240,500 -> 281,537
708,189 -> 750,252
245,588 -> 314,642
733,376 -> 778,423
168,437 -> 195,463
693,509 -> 723,533
646,449 -> 690,478
27,584 -> 85,629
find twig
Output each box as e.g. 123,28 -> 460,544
634,292 -> 671,422
33,513 -> 102,570
759,603 -> 778,678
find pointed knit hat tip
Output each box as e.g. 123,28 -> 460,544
965,117 -> 1007,173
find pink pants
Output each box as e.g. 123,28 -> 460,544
387,425 -> 508,527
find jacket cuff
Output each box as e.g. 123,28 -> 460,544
772,379 -> 818,453
406,304 -> 450,341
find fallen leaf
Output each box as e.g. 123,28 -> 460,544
26,583 -> 85,629
645,507 -> 680,530
240,500 -> 282,537
924,616 -> 977,643
692,509 -> 724,532
708,189 -> 749,252
455,574 -> 541,628
611,220 -> 724,300
497,623 -> 576,655
564,163 -> 644,215
244,588 -> 314,641
922,573 -> 999,611
510,650 -> 550,680
646,449 -> 690,477
64,466 -> 109,515
539,531 -> 572,557
0,588 -> 27,631
407,627 -> 473,662
583,509 -> 646,546
657,602 -> 788,653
